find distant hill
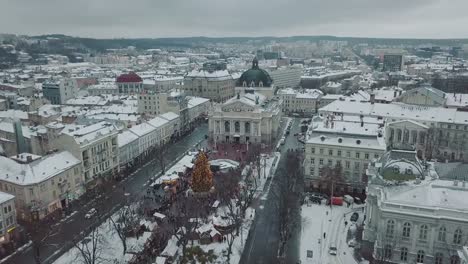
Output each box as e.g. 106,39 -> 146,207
23,34 -> 468,52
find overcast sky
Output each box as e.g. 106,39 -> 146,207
1,0 -> 467,39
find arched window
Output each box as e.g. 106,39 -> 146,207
419,224 -> 428,240
435,253 -> 443,264
416,250 -> 425,263
224,121 -> 230,133
234,121 -> 240,133
386,220 -> 395,237
243,81 -> 247,87
400,247 -> 408,261
250,81 -> 255,87
384,245 -> 392,259
245,122 -> 251,134
450,255 -> 460,264
389,128 -> 395,141
259,81 -> 263,87
402,222 -> 411,238
411,130 -> 418,144
453,228 -> 463,244
438,226 -> 446,242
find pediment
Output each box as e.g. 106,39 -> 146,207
222,101 -> 255,112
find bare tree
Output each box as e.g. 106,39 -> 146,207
319,164 -> 345,198
29,216 -> 63,264
221,198 -> 242,263
155,143 -> 168,175
72,226 -> 106,264
108,205 -> 140,254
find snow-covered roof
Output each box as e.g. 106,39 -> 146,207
129,122 -> 157,137
62,121 -> 118,145
0,109 -> 28,120
306,134 -> 386,151
161,235 -> 178,257
0,191 -> 14,204
159,112 -> 179,121
0,151 -> 80,185
188,96 -> 210,108
148,116 -> 169,129
118,130 -> 139,147
186,69 -> 233,81
278,88 -> 323,99
320,100 -> 468,125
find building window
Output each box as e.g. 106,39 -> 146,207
337,150 -> 342,157
355,152 -> 360,159
245,122 -> 251,133
345,161 -> 350,169
416,250 -> 425,263
328,160 -> 333,166
374,154 -> 379,159
453,228 -> 463,244
400,247 -> 408,261
320,149 -> 324,154
419,224 -> 428,240
310,158 -> 315,165
346,151 -> 351,157
354,162 -> 360,169
311,148 -> 315,154
364,153 -> 369,159
319,159 -> 324,165
435,253 -> 443,264
402,222 -> 411,238
438,226 -> 446,242
450,255 -> 460,264
234,121 -> 240,133
386,220 -> 395,237
328,149 -> 333,156
224,121 -> 230,133
383,245 -> 392,259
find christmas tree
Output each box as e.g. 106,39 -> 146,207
191,151 -> 213,193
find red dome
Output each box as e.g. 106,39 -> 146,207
116,72 -> 143,83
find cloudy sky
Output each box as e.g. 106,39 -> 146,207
1,0 -> 467,39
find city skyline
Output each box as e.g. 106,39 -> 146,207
1,0 -> 468,39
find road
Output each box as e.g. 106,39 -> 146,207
241,117 -> 303,264
6,124 -> 208,264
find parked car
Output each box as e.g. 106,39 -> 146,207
350,212 -> 359,222
85,208 -> 97,219
348,239 -> 357,248
329,244 -> 337,255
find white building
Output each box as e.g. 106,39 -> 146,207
319,100 -> 468,162
87,82 -> 118,96
54,122 -> 120,184
0,192 -> 16,243
129,122 -> 159,158
117,130 -> 139,168
0,152 -> 82,221
208,90 -> 282,145
303,115 -> 386,192
364,150 -> 466,264
159,112 -> 180,139
184,69 -> 235,102
278,88 -> 322,116
42,78 -> 78,105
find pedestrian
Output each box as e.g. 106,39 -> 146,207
323,232 -> 326,239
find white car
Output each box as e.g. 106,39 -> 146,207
85,208 -> 97,219
348,239 -> 357,248
329,245 -> 337,255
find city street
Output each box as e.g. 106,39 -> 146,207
241,117 -> 303,264
5,124 -> 208,264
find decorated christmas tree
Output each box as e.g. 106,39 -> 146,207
191,151 -> 213,193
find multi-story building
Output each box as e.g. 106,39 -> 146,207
87,82 -> 118,96
0,151 -> 82,221
0,192 -> 16,243
129,122 -> 160,157
278,88 -> 322,116
42,78 -> 78,105
320,100 -> 468,162
116,72 -> 143,94
184,64 -> 235,103
383,54 -> 404,72
117,130 -> 139,169
303,115 -> 386,192
364,150 -> 466,264
53,122 -> 120,184
159,112 -> 180,139
208,90 -> 282,145
267,66 -> 303,89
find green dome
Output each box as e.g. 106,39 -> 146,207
237,58 -> 273,87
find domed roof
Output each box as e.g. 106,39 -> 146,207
237,58 -> 273,87
116,72 -> 142,83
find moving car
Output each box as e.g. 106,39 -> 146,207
85,208 -> 97,219
328,244 -> 337,255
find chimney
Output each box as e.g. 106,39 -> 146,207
370,93 -> 375,104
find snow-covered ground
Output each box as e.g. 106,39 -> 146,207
53,212 -> 154,264
300,202 -> 365,264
